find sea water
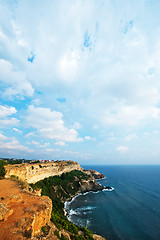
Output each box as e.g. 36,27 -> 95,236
65,165 -> 160,240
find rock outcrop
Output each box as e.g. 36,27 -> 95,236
93,234 -> 106,240
5,160 -> 83,184
0,203 -> 13,221
85,169 -> 105,179
78,178 -> 103,193
0,179 -> 52,240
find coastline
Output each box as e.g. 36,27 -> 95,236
63,174 -> 114,239
1,161 -> 109,239
63,172 -> 115,239
64,183 -> 114,218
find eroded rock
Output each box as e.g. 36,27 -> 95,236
0,180 -> 52,240
5,161 -> 83,184
0,203 -> 13,221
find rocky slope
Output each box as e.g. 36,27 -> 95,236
0,179 -> 52,240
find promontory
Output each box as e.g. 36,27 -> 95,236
0,160 -> 107,240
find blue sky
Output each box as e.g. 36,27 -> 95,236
0,0 -> 160,165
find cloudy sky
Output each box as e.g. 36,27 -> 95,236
0,0 -> 160,165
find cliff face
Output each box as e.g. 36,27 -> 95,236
0,179 -> 52,240
5,161 -> 83,184
85,170 -> 105,179
78,178 -> 103,193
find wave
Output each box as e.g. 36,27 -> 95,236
97,177 -> 106,180
64,193 -> 83,208
69,206 -> 97,216
64,186 -> 114,220
69,209 -> 81,216
103,187 -> 115,192
65,187 -> 115,209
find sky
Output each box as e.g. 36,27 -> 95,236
0,0 -> 160,165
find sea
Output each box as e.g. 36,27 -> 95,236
65,165 -> 160,240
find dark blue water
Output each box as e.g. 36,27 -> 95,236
65,165 -> 160,240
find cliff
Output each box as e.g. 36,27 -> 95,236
0,179 -> 52,240
30,169 -> 106,240
85,169 -> 105,179
5,160 -> 83,183
1,161 -> 107,240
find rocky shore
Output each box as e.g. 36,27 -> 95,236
0,161 -> 107,240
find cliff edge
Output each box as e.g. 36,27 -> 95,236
5,160 -> 83,183
0,179 -> 52,240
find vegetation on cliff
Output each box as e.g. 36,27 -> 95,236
30,170 -> 95,240
0,160 -> 6,178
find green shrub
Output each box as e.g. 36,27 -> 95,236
11,175 -> 19,180
41,224 -> 50,234
60,234 -> 68,240
0,160 -> 6,178
54,230 -> 60,238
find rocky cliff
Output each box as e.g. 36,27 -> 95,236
2,161 -> 107,240
85,169 -> 105,179
30,169 -> 106,240
0,179 -> 52,240
5,160 -> 83,184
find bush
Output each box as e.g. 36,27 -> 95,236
41,224 -> 50,234
54,230 -> 60,238
0,160 -> 6,178
60,234 -> 68,240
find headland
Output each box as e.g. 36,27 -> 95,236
0,160 -> 107,240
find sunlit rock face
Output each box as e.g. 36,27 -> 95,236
0,179 -> 52,239
85,169 -> 105,179
5,161 -> 83,183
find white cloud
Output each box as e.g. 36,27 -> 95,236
24,132 -> 35,138
32,98 -> 41,106
72,122 -> 82,130
0,59 -> 34,98
59,51 -> 79,81
84,136 -> 91,140
45,148 -> 59,152
13,128 -> 22,133
1,1 -> 160,163
0,136 -> 33,153
0,105 -> 16,117
101,105 -> 160,127
55,141 -> 66,146
125,134 -> 137,142
30,141 -> 50,148
0,133 -> 8,141
0,105 -> 19,127
25,105 -> 83,143
153,130 -> 159,135
144,132 -> 149,135
116,146 -> 129,154
31,140 -> 39,145
64,150 -> 80,155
